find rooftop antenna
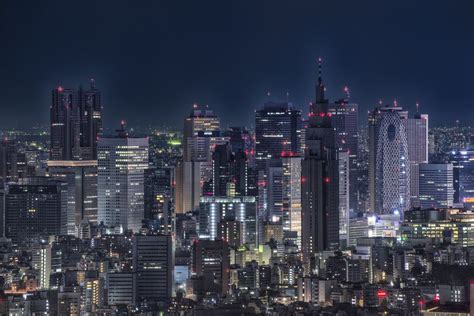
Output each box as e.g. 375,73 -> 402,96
317,57 -> 323,85
286,91 -> 290,103
90,78 -> 96,89
343,86 -> 350,100
416,102 -> 420,113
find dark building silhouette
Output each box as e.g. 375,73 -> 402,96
50,80 -> 102,161
4,177 -> 68,244
255,102 -> 302,171
133,234 -> 173,304
193,239 -> 230,295
302,59 -> 339,266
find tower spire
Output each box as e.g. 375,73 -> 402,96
316,57 -> 325,103
318,57 -> 323,85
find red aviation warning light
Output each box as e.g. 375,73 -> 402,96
377,290 -> 387,298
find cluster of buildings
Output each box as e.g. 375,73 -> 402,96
0,63 -> 473,315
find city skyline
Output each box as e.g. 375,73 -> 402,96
1,1 -> 474,315
0,0 -> 473,129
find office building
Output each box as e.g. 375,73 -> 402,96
5,177 -> 68,244
449,148 -> 474,209
144,166 -> 174,233
338,151 -> 350,247
193,239 -> 230,295
50,81 -> 102,161
0,139 -> 20,187
329,96 -> 359,212
401,208 -> 474,247
219,219 -> 243,248
282,156 -> 302,247
368,104 -> 410,215
198,196 -> 257,247
255,102 -> 302,171
174,160 -> 202,214
302,59 -> 339,264
266,159 -> 284,223
133,234 -> 173,303
222,127 -> 255,167
176,105 -> 225,213
419,163 -> 454,209
47,160 -> 98,231
97,124 -> 148,233
183,104 -> 220,162
405,113 -> 429,207
107,272 -> 136,306
211,143 -> 248,197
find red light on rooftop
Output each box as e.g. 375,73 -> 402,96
377,290 -> 387,298
57,86 -> 64,92
324,177 -> 330,183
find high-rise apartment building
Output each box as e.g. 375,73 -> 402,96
32,242 -> 52,289
50,81 -> 102,161
302,59 -> 339,264
97,125 -> 148,233
368,104 -> 410,215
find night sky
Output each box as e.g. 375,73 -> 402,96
0,0 -> 473,130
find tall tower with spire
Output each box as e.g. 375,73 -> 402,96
301,58 -> 340,269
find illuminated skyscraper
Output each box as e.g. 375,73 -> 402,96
255,102 -> 302,171
329,95 -> 359,212
338,151 -> 350,247
183,105 -> 220,162
47,160 -> 98,230
50,80 -> 102,161
419,163 -> 454,209
97,124 -> 148,233
368,104 -> 410,215
282,156 -> 302,248
198,196 -> 257,247
405,113 -> 429,207
32,242 -> 52,289
175,105 -> 224,213
301,59 -> 339,263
